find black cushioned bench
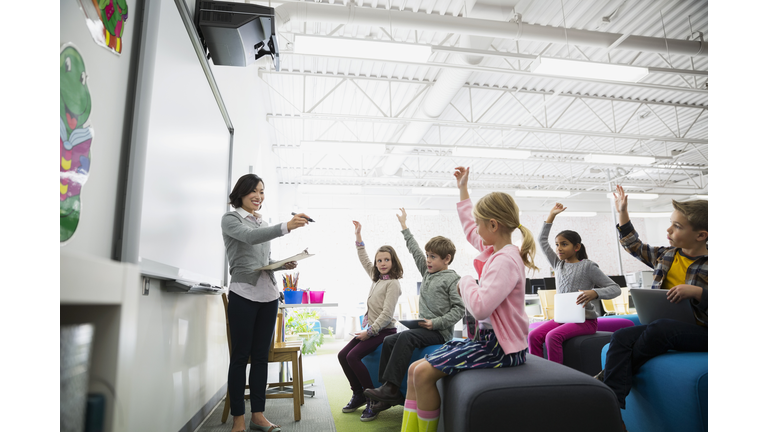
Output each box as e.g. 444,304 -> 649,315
435,354 -> 623,432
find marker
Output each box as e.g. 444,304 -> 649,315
291,212 -> 315,223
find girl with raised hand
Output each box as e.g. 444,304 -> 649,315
338,220 -> 403,422
399,166 -> 537,432
528,202 -> 621,364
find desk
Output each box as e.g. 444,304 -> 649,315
275,302 -> 338,397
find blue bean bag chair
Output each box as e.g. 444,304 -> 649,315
362,337 -> 447,397
601,343 -> 708,432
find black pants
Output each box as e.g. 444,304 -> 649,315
379,328 -> 445,387
603,318 -> 708,409
227,292 -> 279,416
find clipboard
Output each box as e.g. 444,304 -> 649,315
256,249 -> 314,271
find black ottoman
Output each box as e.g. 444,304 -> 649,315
543,331 -> 613,376
436,355 -> 623,432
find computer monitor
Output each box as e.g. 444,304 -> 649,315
525,278 -> 533,295
609,275 -> 627,287
529,278 -> 545,294
543,277 -> 557,290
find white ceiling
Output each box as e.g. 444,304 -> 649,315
250,0 -> 708,214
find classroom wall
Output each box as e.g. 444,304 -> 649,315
61,1 -> 280,431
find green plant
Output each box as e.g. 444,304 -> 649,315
285,309 -> 334,355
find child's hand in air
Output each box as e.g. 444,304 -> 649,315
550,203 -> 567,217
353,221 -> 362,235
667,284 -> 703,303
418,319 -> 434,330
613,185 -> 628,214
397,208 -> 408,229
576,289 -> 598,307
454,166 -> 470,189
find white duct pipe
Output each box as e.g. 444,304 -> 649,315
380,0 -> 514,176
274,2 -> 708,57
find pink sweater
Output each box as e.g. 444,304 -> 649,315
457,198 -> 529,355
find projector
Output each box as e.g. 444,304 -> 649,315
194,0 -> 280,70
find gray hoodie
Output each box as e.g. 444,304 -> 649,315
402,229 -> 465,342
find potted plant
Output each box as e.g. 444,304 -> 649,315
285,309 -> 334,355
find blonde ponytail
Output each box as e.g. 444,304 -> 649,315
517,224 -> 539,272
473,192 -> 538,271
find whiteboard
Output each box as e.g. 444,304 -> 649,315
121,0 -> 232,286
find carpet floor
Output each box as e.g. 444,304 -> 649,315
195,338 -> 404,432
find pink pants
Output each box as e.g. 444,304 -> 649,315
528,319 -> 598,364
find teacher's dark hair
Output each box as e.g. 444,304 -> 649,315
229,174 -> 264,208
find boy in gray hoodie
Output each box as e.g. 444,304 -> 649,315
364,209 -> 465,412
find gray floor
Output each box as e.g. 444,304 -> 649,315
195,358 -> 336,432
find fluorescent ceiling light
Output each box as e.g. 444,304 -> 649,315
693,195 -> 709,200
557,212 -> 597,217
515,190 -> 571,198
300,141 -> 386,156
293,34 -> 432,63
298,184 -> 362,194
585,154 -> 656,165
629,212 -> 670,218
397,209 -> 440,216
412,187 -> 467,196
531,57 -> 649,82
606,193 -> 659,200
453,147 -> 531,160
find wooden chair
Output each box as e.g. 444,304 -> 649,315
407,295 -> 420,319
538,289 -> 556,320
221,294 -> 305,423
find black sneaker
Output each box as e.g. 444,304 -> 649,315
360,399 -> 379,422
594,369 -> 605,382
342,392 -> 367,413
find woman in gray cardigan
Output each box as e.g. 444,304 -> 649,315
222,174 -> 311,432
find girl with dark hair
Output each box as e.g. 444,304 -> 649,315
338,220 -> 403,422
528,202 -> 621,365
221,174 -> 313,432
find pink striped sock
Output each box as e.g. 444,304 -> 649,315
417,408 -> 440,420
404,400 -> 418,410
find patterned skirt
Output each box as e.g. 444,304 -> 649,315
425,329 -> 527,376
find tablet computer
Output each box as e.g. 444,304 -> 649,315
554,292 -> 586,323
399,319 -> 426,330
630,289 -> 698,325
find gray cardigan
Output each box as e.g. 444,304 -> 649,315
221,211 -> 286,287
402,229 -> 465,342
357,246 -> 401,335
538,222 -> 621,320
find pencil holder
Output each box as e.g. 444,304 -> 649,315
284,290 -> 303,304
301,290 -> 309,304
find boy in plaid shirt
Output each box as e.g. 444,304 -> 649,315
596,185 -> 708,418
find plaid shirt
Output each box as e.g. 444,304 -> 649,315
618,222 -> 708,327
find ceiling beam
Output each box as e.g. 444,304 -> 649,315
266,113 -> 708,144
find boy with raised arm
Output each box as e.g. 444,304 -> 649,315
596,185 -> 708,424
364,208 -> 465,413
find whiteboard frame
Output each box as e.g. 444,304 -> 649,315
119,0 -> 234,287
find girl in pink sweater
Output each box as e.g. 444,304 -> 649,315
399,166 -> 538,432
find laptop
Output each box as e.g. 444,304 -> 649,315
554,292 -> 585,324
629,289 -> 698,325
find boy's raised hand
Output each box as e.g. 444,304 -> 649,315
397,208 -> 408,229
613,185 -> 628,213
353,220 -> 362,236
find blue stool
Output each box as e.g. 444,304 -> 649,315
601,343 -> 708,432
362,338 -> 448,397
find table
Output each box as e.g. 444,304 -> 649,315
273,302 -> 339,397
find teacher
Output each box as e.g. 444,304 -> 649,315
222,173 -> 311,432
